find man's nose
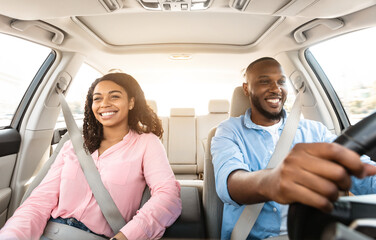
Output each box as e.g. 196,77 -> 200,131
269,82 -> 281,93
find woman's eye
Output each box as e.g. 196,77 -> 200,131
93,97 -> 101,101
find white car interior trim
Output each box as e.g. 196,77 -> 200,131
273,0 -> 319,17
10,20 -> 65,45
293,18 -> 345,44
98,0 -> 124,12
72,14 -> 285,47
0,188 -> 11,226
7,130 -> 52,217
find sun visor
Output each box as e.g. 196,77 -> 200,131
0,0 -> 123,20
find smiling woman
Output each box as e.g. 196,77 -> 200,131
91,80 -> 135,155
0,72 -> 182,240
83,73 -> 164,153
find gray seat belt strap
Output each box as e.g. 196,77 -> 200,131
21,133 -> 71,204
57,87 -> 126,234
231,86 -> 305,240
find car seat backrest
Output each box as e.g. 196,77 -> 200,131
147,100 -> 169,153
196,100 -> 229,178
168,108 -> 197,179
203,127 -> 222,239
146,100 -> 158,114
230,86 -> 251,117
203,86 -> 250,239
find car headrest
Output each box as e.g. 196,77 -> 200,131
208,100 -> 230,114
230,86 -> 251,117
147,100 -> 158,113
170,108 -> 195,117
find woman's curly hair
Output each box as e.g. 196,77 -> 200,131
83,72 -> 163,153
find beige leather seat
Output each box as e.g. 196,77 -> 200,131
168,108 -> 197,180
197,100 -> 229,179
147,100 -> 169,152
203,87 -> 251,239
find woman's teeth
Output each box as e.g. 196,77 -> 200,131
101,112 -> 115,116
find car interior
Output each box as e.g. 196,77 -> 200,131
0,0 -> 376,239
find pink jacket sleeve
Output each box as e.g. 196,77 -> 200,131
120,135 -> 182,240
0,144 -> 65,240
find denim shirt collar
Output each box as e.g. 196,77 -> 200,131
243,108 -> 287,130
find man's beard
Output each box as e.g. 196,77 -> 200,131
250,94 -> 284,121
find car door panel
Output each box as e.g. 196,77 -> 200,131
0,128 -> 20,227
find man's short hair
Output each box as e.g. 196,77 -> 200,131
245,57 -> 279,77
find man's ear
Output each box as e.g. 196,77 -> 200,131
242,82 -> 250,96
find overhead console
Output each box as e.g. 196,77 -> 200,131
137,0 -> 212,11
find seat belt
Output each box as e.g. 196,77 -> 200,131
56,86 -> 126,234
231,86 -> 305,240
21,133 -> 71,204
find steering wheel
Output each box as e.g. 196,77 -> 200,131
287,111 -> 376,240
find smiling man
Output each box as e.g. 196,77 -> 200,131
211,57 -> 376,239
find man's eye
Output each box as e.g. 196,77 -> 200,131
111,95 -> 120,99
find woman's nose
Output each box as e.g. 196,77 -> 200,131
100,96 -> 111,107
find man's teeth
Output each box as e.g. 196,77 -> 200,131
101,112 -> 115,116
267,99 -> 280,103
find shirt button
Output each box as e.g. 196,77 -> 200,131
269,150 -> 273,154
273,207 -> 277,212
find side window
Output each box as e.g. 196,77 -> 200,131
55,63 -> 101,129
308,27 -> 376,125
0,34 -> 51,127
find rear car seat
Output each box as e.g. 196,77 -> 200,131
168,108 -> 197,180
147,100 -> 168,152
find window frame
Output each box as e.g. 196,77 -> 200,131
10,51 -> 56,130
304,49 -> 350,130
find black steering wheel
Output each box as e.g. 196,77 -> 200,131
287,111 -> 376,240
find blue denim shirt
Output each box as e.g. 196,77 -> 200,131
211,108 -> 376,240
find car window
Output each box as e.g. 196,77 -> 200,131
308,27 -> 376,124
140,74 -> 242,116
140,73 -> 295,116
0,33 -> 51,127
55,63 -> 102,129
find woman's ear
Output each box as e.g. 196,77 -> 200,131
129,97 -> 135,110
